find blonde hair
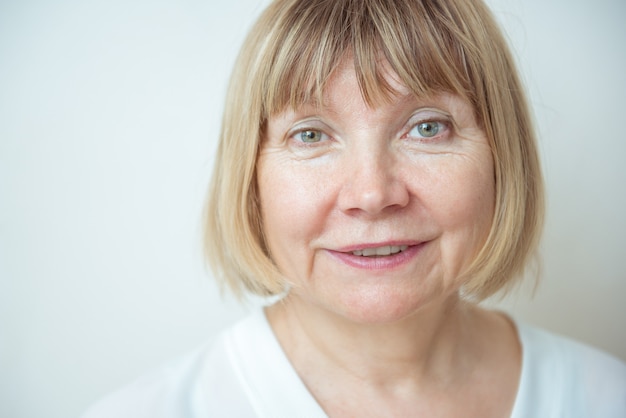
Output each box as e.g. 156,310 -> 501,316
204,0 -> 544,300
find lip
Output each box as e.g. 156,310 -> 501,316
326,241 -> 426,271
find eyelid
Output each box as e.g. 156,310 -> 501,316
408,108 -> 453,125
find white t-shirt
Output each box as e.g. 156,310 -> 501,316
82,310 -> 626,417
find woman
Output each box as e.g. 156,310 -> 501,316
84,0 -> 626,416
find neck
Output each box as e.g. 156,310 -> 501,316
266,292 -> 480,387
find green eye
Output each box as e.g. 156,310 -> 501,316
299,130 -> 324,143
415,122 -> 440,138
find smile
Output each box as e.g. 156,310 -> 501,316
328,242 -> 424,271
351,245 -> 409,257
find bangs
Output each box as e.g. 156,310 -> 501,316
255,0 -> 477,118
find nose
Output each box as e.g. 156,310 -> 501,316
337,150 -> 410,216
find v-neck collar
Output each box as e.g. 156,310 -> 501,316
224,309 -> 328,418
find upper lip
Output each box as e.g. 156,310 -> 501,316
334,240 -> 423,253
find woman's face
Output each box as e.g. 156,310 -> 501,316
257,59 -> 495,323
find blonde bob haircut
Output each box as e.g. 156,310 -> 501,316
204,0 -> 544,300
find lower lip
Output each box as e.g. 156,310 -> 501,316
326,243 -> 425,271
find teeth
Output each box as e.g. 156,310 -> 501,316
351,245 -> 408,257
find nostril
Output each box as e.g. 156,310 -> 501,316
338,175 -> 410,215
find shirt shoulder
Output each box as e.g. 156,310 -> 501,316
81,342 -> 212,418
511,321 -> 626,418
81,317 -> 259,418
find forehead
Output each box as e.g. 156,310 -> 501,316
334,56 -> 412,99
274,56 -> 419,117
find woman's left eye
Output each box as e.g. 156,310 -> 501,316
408,121 -> 447,139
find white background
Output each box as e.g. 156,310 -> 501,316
1,0 -> 624,417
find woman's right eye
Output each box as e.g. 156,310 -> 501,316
297,130 -> 325,143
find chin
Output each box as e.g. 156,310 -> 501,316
327,286 -> 450,325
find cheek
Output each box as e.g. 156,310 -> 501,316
446,170 -> 494,224
258,161 -> 328,227
256,156 -> 333,275
428,156 -> 495,260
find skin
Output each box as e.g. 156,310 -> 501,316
257,58 -> 521,417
